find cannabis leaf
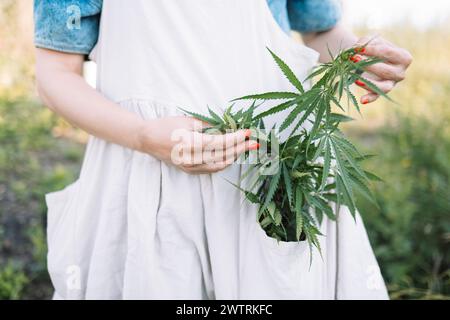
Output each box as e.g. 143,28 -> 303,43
267,47 -> 305,93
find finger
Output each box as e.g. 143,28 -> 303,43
361,93 -> 379,105
185,117 -> 212,132
178,132 -> 212,165
363,43 -> 412,66
203,140 -> 259,164
356,35 -> 413,67
206,129 -> 252,150
181,130 -> 221,153
182,158 -> 235,174
355,35 -> 383,47
362,42 -> 397,63
354,73 -> 396,94
180,129 -> 252,165
222,139 -> 260,165
175,130 -> 209,155
364,61 -> 406,82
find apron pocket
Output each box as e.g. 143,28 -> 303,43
46,181 -> 79,244
45,181 -> 80,298
256,224 -> 310,292
256,224 -> 308,256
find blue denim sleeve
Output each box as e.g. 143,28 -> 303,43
34,0 -> 102,55
287,0 -> 342,33
267,0 -> 291,34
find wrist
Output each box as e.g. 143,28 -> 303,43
135,119 -> 154,154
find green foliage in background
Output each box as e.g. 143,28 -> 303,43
0,261 -> 28,300
358,113 -> 450,299
0,99 -> 83,299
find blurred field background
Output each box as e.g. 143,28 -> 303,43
0,0 -> 449,299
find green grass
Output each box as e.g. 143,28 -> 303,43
0,98 -> 83,299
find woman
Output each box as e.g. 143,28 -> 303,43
34,0 -> 412,300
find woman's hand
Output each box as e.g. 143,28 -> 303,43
138,116 -> 258,174
301,26 -> 412,104
352,36 -> 413,104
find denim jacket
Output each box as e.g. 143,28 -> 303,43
34,0 -> 341,55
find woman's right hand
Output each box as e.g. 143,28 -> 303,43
138,116 -> 259,174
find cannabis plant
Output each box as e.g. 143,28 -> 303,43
183,45 -> 389,253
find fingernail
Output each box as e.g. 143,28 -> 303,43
249,143 -> 260,151
355,79 -> 365,87
362,97 -> 369,105
244,129 -> 252,138
360,47 -> 366,54
353,55 -> 362,63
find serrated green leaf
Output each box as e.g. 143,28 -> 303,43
241,100 -> 258,126
331,139 -> 354,210
279,105 -> 303,132
281,93 -> 320,133
353,73 -> 394,102
320,139 -> 332,190
267,47 -> 305,93
295,186 -> 304,241
232,92 -> 300,101
305,65 -> 330,81
354,154 -> 376,162
312,137 -> 326,162
260,170 -> 281,213
348,171 -> 377,206
322,192 -> 338,202
291,171 -> 310,179
364,170 -> 383,182
307,96 -> 328,149
329,113 -> 354,123
274,209 -> 282,226
261,216 -> 272,228
224,178 -> 260,205
336,174 -> 356,218
207,105 -> 224,124
347,89 -> 361,114
254,98 -> 298,120
304,193 -> 335,221
267,202 -> 276,220
330,94 -> 345,112
223,111 -> 237,131
179,108 -> 218,126
282,163 -> 293,206
331,132 -> 361,156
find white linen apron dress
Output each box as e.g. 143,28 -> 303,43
46,0 -> 389,300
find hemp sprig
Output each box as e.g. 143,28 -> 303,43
183,45 -> 388,255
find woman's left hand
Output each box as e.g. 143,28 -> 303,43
352,36 -> 413,104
